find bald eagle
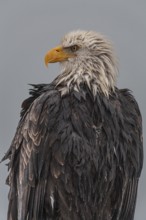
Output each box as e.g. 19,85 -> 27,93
3,30 -> 143,220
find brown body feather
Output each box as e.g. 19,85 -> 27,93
3,83 -> 143,220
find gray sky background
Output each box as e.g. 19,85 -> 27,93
0,1 -> 145,219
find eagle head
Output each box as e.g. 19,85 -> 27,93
44,30 -> 118,97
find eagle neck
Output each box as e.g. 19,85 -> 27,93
54,63 -> 116,97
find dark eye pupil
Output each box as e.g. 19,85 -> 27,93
71,45 -> 78,52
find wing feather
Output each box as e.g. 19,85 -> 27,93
115,89 -> 143,220
3,85 -> 61,220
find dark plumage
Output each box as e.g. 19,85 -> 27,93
2,31 -> 143,220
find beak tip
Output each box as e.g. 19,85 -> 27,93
44,57 -> 48,68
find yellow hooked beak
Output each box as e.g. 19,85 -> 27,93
44,45 -> 75,67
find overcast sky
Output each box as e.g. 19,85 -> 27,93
0,1 -> 145,219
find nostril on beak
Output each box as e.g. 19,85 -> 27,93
56,49 -> 60,52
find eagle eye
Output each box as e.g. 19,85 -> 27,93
70,45 -> 79,52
